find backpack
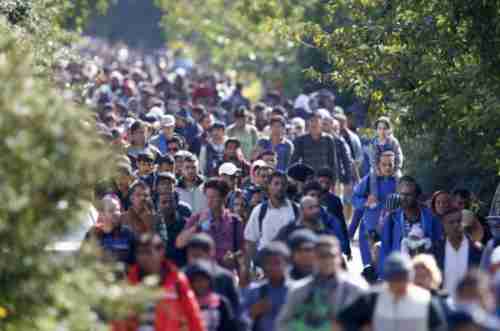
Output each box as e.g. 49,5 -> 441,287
257,200 -> 300,234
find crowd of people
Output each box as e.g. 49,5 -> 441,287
65,39 -> 500,331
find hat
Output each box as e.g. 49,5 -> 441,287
148,106 -> 164,119
218,162 -> 240,176
287,163 -> 315,182
174,150 -> 192,160
156,172 -> 177,185
316,108 -> 332,120
383,252 -> 413,281
210,121 -> 226,131
332,106 -> 346,120
288,229 -> 318,251
187,233 -> 215,251
234,106 -> 247,118
137,150 -> 155,162
225,137 -> 241,148
491,246 -> 500,266
175,109 -> 191,120
160,115 -> 176,128
252,159 -> 273,171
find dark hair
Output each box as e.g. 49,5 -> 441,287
130,120 -> 146,133
271,106 -> 286,117
204,178 -> 231,198
253,102 -> 267,112
129,180 -> 150,197
258,241 -> 290,266
316,235 -> 341,252
269,170 -> 288,184
374,116 -> 392,131
303,180 -> 323,195
270,115 -> 286,127
185,260 -> 214,283
316,167 -> 334,180
168,135 -> 185,149
157,153 -> 174,165
259,150 -> 277,158
440,208 -> 462,223
186,233 -> 215,251
183,153 -> 198,164
399,175 -> 422,197
431,190 -> 449,214
452,188 -> 472,207
192,104 -> 206,114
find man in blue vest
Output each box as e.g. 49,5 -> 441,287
255,116 -> 294,172
150,115 -> 177,155
352,151 -> 398,267
199,121 -> 226,177
379,176 -> 443,276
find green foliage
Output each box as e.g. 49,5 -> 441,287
156,0 -> 304,91
0,16 -> 156,330
240,0 -> 500,199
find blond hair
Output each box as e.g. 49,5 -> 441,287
413,254 -> 442,290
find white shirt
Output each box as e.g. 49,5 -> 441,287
444,237 -> 469,296
244,199 -> 296,249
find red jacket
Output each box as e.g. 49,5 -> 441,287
113,260 -> 205,331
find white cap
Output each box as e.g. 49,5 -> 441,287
160,115 -> 175,128
148,106 -> 164,119
218,162 -> 240,176
491,246 -> 500,266
252,159 -> 272,170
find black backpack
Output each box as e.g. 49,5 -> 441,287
257,200 -> 300,234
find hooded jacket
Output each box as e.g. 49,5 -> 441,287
112,260 -> 205,331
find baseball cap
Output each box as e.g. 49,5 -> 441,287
384,252 -> 413,281
156,171 -> 177,185
218,162 -> 240,176
160,114 -> 176,128
332,106 -> 346,120
210,121 -> 226,131
137,150 -> 155,162
252,159 -> 273,171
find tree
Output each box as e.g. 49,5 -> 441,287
156,0 -> 307,94
0,6 -> 156,330
240,0 -> 500,202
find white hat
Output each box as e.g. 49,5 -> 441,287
160,115 -> 175,128
491,246 -> 500,266
252,159 -> 272,170
148,106 -> 164,119
218,162 -> 240,176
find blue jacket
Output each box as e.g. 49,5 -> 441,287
379,206 -> 443,275
321,192 -> 350,256
175,122 -> 202,155
320,208 -> 350,255
352,175 -> 397,232
257,138 -> 294,172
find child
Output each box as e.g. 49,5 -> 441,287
368,116 -> 403,207
185,260 -> 238,331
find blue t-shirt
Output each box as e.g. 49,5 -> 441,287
242,280 -> 289,331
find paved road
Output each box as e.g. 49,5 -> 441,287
346,240 -> 364,275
